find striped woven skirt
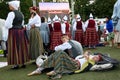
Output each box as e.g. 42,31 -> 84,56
50,32 -> 62,50
74,30 -> 84,45
84,28 -> 99,46
7,28 -> 29,65
41,50 -> 79,74
29,27 -> 44,60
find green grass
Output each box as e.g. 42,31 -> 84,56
0,46 -> 120,80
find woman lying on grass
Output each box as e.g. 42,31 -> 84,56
27,50 -> 101,79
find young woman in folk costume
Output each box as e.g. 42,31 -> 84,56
39,16 -> 50,51
27,6 -> 44,60
84,13 -> 99,48
28,50 -> 100,79
72,14 -> 85,46
61,15 -> 71,38
5,1 -> 29,69
50,15 -> 62,50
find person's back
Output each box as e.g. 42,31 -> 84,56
40,22 -> 50,49
68,40 -> 83,59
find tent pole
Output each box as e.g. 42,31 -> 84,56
71,0 -> 75,19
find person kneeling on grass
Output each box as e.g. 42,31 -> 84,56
27,50 -> 101,79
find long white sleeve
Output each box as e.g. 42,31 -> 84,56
61,23 -> 66,34
84,20 -> 89,32
72,21 -> 77,31
54,42 -> 72,51
27,14 -> 41,27
5,12 -> 15,29
95,22 -> 98,31
82,22 -> 85,32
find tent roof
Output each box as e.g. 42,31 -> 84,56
39,2 -> 70,14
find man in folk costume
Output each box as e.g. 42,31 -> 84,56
50,15 -> 62,50
84,13 -> 99,48
5,0 -> 29,69
61,15 -> 71,37
112,0 -> 120,48
72,14 -> 85,46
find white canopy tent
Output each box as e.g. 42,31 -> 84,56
39,2 -> 70,19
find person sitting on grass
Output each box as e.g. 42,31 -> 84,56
47,34 -> 83,58
27,49 -> 101,79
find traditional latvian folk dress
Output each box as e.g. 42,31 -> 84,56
6,10 -> 29,66
73,14 -> 85,45
50,15 -> 62,50
40,17 -> 50,50
64,22 -> 71,37
74,20 -> 85,45
62,15 -> 71,38
84,14 -> 99,48
28,8 -> 44,60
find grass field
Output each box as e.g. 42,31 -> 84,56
0,46 -> 120,80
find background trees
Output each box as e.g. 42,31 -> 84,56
0,0 -> 117,23
91,0 -> 116,18
73,0 -> 116,21
74,0 -> 90,21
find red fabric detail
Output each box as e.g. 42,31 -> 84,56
50,32 -> 62,50
53,22 -> 61,32
74,30 -> 84,45
48,24 -> 53,32
65,22 -> 70,32
88,20 -> 95,28
84,28 -> 99,46
30,6 -> 38,11
76,21 -> 82,29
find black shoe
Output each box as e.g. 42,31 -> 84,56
21,65 -> 26,68
11,65 -> 19,69
3,50 -> 7,57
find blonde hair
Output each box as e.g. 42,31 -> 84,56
61,34 -> 70,40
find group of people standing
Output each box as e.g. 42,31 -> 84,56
39,13 -> 99,50
1,0 -> 120,79
1,0 -> 102,69
72,13 -> 99,48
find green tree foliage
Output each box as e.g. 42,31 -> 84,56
0,0 -> 33,23
0,0 -> 117,22
20,0 -> 32,24
92,0 -> 116,18
74,0 -> 90,21
0,1 -> 9,19
73,0 -> 117,20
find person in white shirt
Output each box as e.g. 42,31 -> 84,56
27,49 -> 101,79
50,15 -> 62,50
54,34 -> 72,51
61,15 -> 71,37
72,14 -> 85,45
27,6 -> 44,60
5,1 -> 29,69
84,13 -> 99,48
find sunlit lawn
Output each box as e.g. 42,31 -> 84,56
0,46 -> 120,80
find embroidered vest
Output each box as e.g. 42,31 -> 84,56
12,10 -> 23,29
